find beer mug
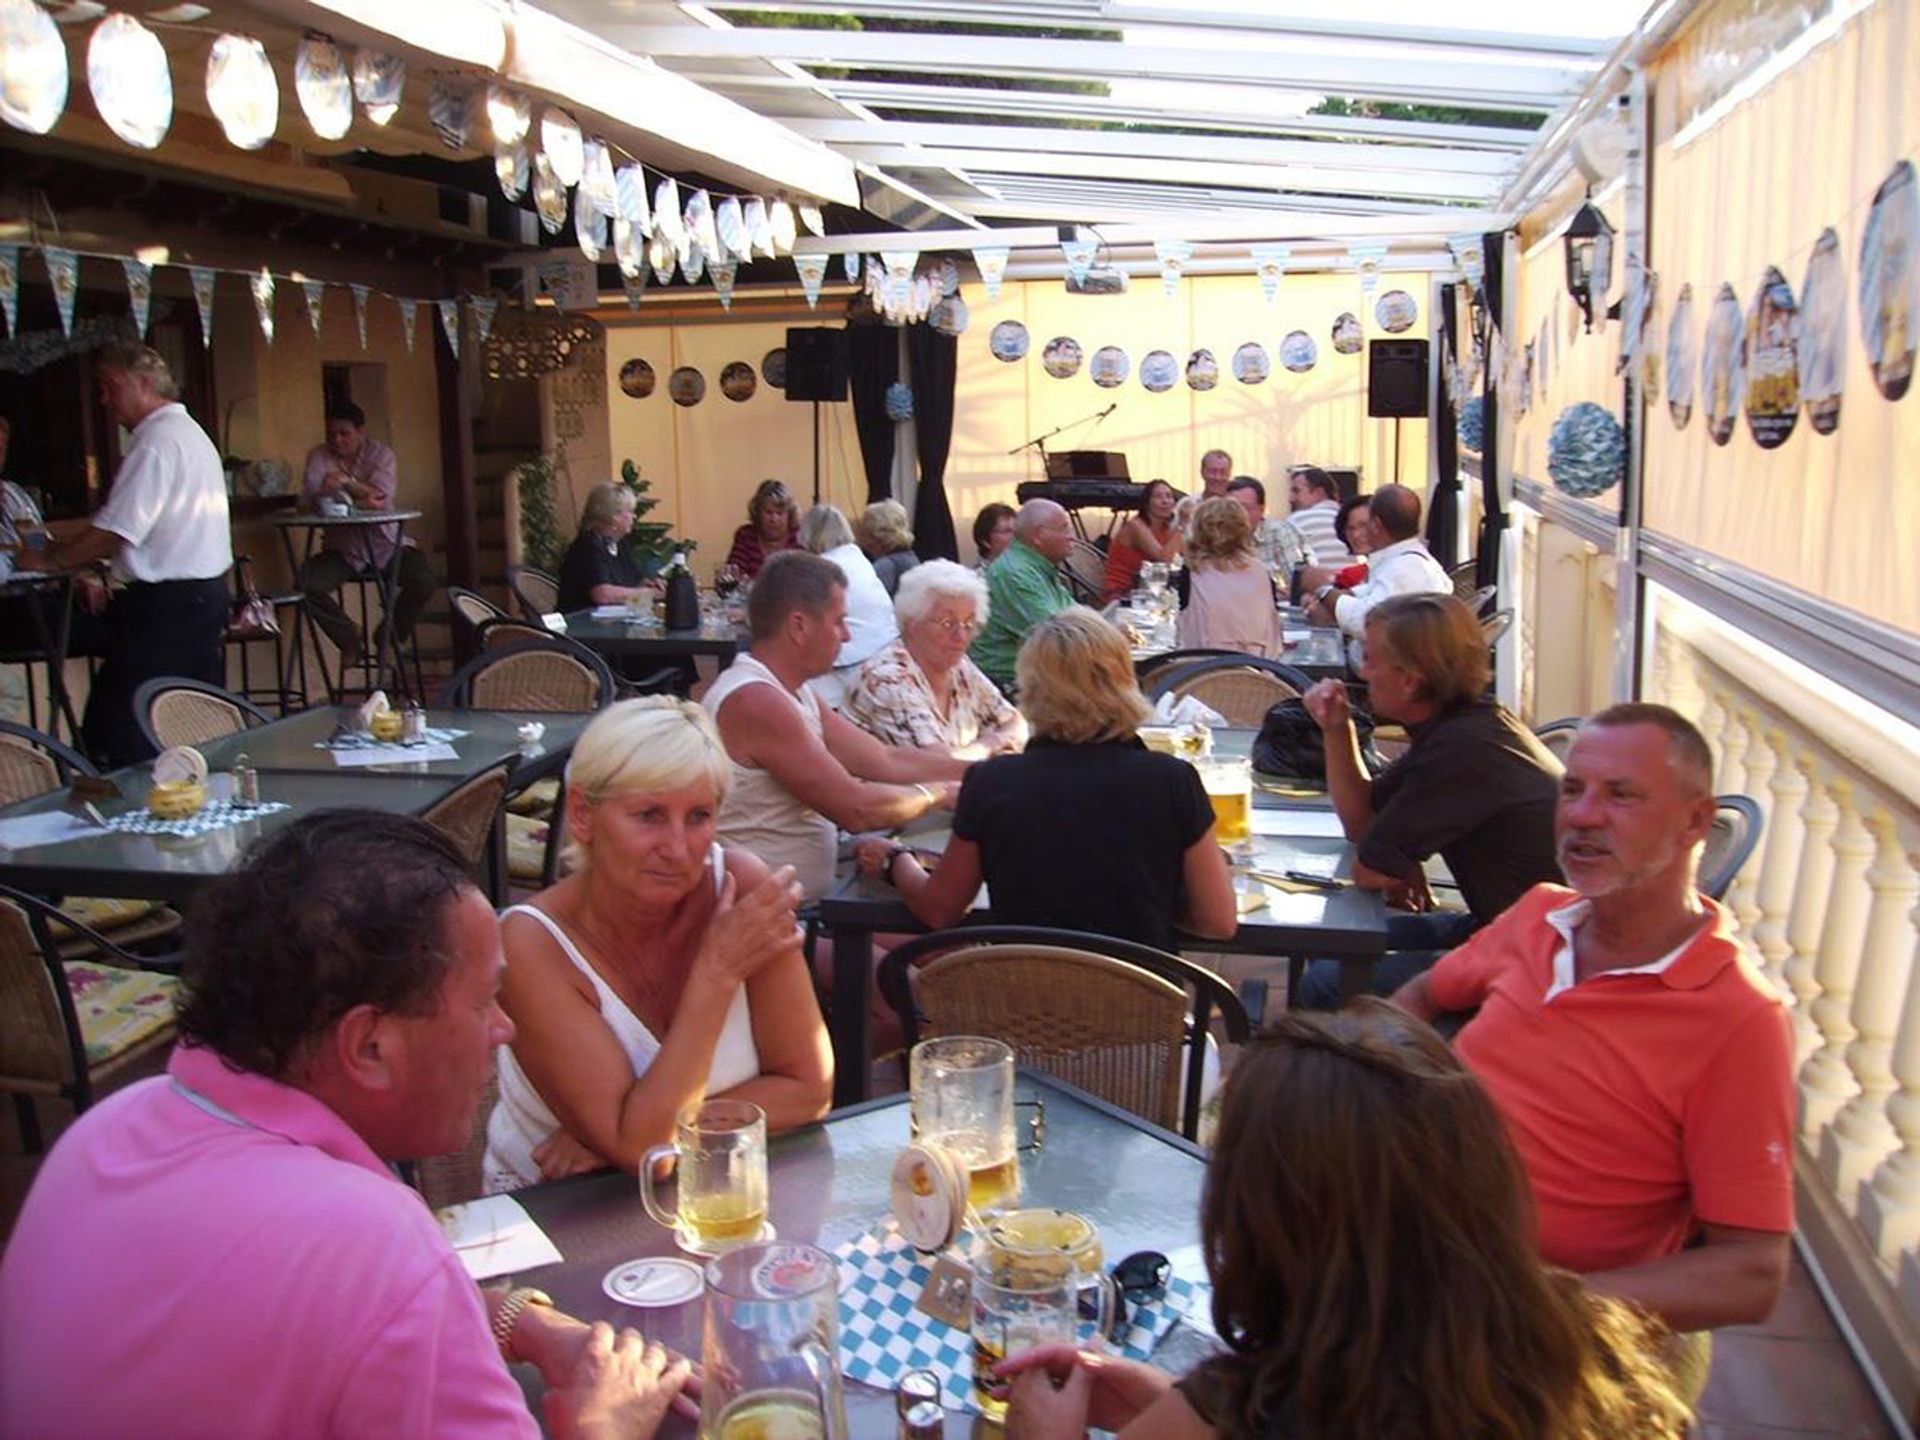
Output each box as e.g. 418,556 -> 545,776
1195,755 -> 1253,851
909,1037 -> 1019,1216
969,1251 -> 1113,1422
641,1099 -> 769,1255
700,1242 -> 848,1440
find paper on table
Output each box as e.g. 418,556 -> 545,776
436,1194 -> 563,1282
1283,629 -> 1313,643
0,810 -> 105,851
590,604 -> 630,618
330,742 -> 461,767
1250,809 -> 1348,838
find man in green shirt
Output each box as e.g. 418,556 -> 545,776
971,499 -> 1075,691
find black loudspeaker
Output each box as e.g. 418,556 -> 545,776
784,326 -> 848,402
1367,338 -> 1429,418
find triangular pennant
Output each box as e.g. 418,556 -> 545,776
428,77 -> 470,149
249,268 -> 275,345
794,253 -> 828,310
970,245 -> 1009,303
351,283 -> 370,349
1061,238 -> 1097,285
121,257 -> 153,338
470,296 -> 497,345
397,297 -> 419,354
1349,243 -> 1386,296
189,266 -> 216,347
301,279 -> 325,340
710,258 -> 738,310
880,250 -> 917,285
1153,239 -> 1192,298
621,268 -> 648,309
436,298 -> 460,358
0,246 -> 18,336
716,196 -> 749,261
42,248 -> 78,338
580,139 -> 618,219
575,186 -> 607,263
843,252 -> 861,284
1250,244 -> 1289,304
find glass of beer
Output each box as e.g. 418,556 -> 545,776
969,1254 -> 1110,1422
909,1036 -> 1019,1216
700,1242 -> 847,1440
641,1099 -> 769,1255
1196,755 -> 1254,856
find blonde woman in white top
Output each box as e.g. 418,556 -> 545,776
484,697 -> 832,1191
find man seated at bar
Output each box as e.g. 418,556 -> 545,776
298,401 -> 439,668
970,498 -> 1075,693
704,550 -> 963,901
0,812 -> 691,1440
1394,704 -> 1793,1347
1294,593 -> 1561,1007
17,342 -> 230,767
1297,484 -> 1448,647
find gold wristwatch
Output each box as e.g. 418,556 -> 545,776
492,1287 -> 555,1361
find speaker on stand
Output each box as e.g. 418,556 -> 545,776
1367,338 -> 1429,484
785,327 -> 849,504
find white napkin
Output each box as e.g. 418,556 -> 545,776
0,810 -> 105,851
1151,693 -> 1227,727
355,690 -> 389,731
435,1194 -> 563,1282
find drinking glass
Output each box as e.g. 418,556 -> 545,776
700,1242 -> 847,1440
969,1254 -> 1111,1421
909,1036 -> 1019,1216
641,1099 -> 770,1255
714,562 -> 743,600
1139,561 -> 1170,600
1195,755 -> 1253,854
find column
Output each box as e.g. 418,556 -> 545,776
1799,784 -> 1874,1142
1784,768 -> 1840,1067
1751,728 -> 1810,994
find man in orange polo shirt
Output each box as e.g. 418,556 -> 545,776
1394,702 -> 1793,1333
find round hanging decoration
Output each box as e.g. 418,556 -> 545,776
1798,227 -> 1845,435
1041,336 -> 1082,379
1859,159 -> 1918,402
1090,345 -> 1129,388
1665,283 -> 1697,429
496,142 -> 529,203
668,366 -> 706,407
1139,350 -> 1178,393
540,106 -> 584,188
1330,312 -> 1362,355
1700,282 -> 1744,447
206,34 -> 278,150
721,362 -> 758,403
89,12 -> 172,149
1,0 -> 70,135
349,49 -> 403,126
1547,402 -> 1626,498
762,348 -> 788,389
532,153 -> 566,234
1459,395 -> 1486,453
619,358 -> 656,399
294,36 -> 352,141
1185,349 -> 1219,391
930,294 -> 969,338
1375,290 -> 1417,332
1743,266 -> 1800,450
1231,342 -> 1270,385
884,381 -> 914,421
1279,330 -> 1317,373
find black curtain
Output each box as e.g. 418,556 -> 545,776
906,326 -> 959,560
846,322 -> 897,505
1475,230 -> 1508,589
1427,282 -> 1460,564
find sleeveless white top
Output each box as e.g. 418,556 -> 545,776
482,846 -> 761,1194
702,653 -> 839,899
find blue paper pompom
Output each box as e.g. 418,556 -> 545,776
1547,401 -> 1626,498
884,382 -> 915,422
1459,395 -> 1485,453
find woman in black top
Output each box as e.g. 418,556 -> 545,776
855,606 -> 1236,951
557,482 -> 654,613
997,1002 -> 1688,1440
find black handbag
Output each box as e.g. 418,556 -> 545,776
1251,697 -> 1375,781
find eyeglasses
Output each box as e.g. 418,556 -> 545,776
1078,1249 -> 1171,1340
925,616 -> 980,637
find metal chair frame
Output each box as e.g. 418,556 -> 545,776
133,676 -> 273,756
1701,795 -> 1764,903
507,565 -> 561,623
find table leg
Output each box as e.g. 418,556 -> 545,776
829,924 -> 875,1108
371,519 -> 410,699
26,575 -> 81,744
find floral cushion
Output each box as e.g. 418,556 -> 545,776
63,963 -> 180,1065
52,896 -> 159,936
505,813 -> 549,883
506,777 -> 562,818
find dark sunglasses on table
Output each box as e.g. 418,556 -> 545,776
1078,1249 -> 1172,1340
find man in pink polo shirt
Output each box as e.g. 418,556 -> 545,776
0,812 -> 689,1440
1394,702 -> 1794,1338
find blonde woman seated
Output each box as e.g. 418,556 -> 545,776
856,607 -> 1235,953
483,698 -> 832,1193
845,560 -> 1027,761
857,499 -> 921,597
1174,496 -> 1283,657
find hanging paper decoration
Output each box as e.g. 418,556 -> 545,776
971,245 -> 1009,303
88,12 -> 172,149
745,198 -> 774,259
532,153 -> 566,234
1230,342 -> 1269,385
1350,244 -> 1386,296
622,270 -> 648,309
396,296 -> 419,353
1330,313 -> 1362,355
1798,227 -> 1845,435
0,244 -> 17,336
683,246 -> 707,286
798,202 -> 825,237
350,49 -> 404,126
496,142 -> 529,204
684,190 -> 720,265
768,199 -> 797,256
930,294 -> 969,338
653,178 -> 686,257
575,187 -> 607,263
710,258 -> 738,311
794,253 -> 828,310
884,382 -> 914,422
350,282 -> 370,349
1859,159 -> 1918,403
1061,238 -> 1097,286
614,165 -> 650,230
470,296 -> 497,346
487,86 -> 530,145
1186,349 -> 1219,391
1665,282 -> 1697,428
427,78 -> 469,149
300,278 -> 325,340
249,268 -> 275,345
649,232 -> 675,288
880,250 -> 917,288
294,36 -> 351,140
1616,266 -> 1652,378
1139,350 -> 1177,392
537,258 -> 591,312
206,33 -> 277,150
1744,267 -> 1800,450
720,362 -> 757,402
1700,281 -> 1744,446
1280,330 -> 1317,373
843,252 -> 862,285
1459,395 -> 1486,452
189,266 -> 216,348
118,256 -> 152,338
1250,244 -> 1288,304
580,139 -> 617,219
1153,240 -> 1192,298
613,217 -> 646,279
436,298 -> 460,359
715,197 -> 749,262
1087,345 -> 1128,388
1547,402 -> 1626,498
540,106 -> 584,187
1,0 -> 69,135
40,248 -> 76,337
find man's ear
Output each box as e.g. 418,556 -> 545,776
327,1003 -> 401,1094
1685,791 -> 1720,849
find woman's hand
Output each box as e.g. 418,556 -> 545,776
694,865 -> 803,990
543,1324 -> 693,1440
534,1127 -> 610,1181
996,1345 -> 1173,1434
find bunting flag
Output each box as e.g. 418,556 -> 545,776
351,283 -> 371,349
301,278 -> 325,340
249,268 -> 275,344
1251,244 -> 1289,304
621,268 -> 647,309
744,197 -> 774,259
538,257 -> 593,312
843,252 -> 861,284
436,298 -> 460,358
649,232 -> 675,288
190,266 -> 217,347
0,245 -> 17,336
710,258 -> 738,310
880,250 -> 917,284
971,245 -> 1009,303
1153,239 -> 1192,298
683,246 -> 706,285
794,253 -> 828,310
1061,238 -> 1097,286
615,164 -> 650,231
613,217 -> 645,280
1349,244 -> 1386,296
43,248 -> 78,338
397,296 -> 419,354
470,296 -> 498,345
121,257 -> 153,337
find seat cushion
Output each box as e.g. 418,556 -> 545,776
52,896 -> 159,936
506,776 -> 562,818
505,813 -> 549,883
63,963 -> 181,1065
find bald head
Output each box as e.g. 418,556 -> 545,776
1368,484 -> 1423,543
1015,499 -> 1073,562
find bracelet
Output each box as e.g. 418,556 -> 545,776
492,1287 -> 554,1362
912,782 -> 936,804
884,845 -> 911,885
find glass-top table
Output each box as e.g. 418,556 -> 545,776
192,706 -> 591,786
562,608 -> 744,664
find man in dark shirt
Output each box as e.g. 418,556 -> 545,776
1295,591 -> 1561,1007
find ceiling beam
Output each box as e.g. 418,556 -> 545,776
790,210 -> 1499,252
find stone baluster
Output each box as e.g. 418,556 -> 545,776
1653,626 -> 1705,722
1820,807 -> 1920,1206
1750,728 -> 1811,995
1860,924 -> 1920,1264
1800,783 -> 1875,1141
1784,767 -> 1840,1066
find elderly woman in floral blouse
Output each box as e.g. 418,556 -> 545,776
845,560 -> 1027,760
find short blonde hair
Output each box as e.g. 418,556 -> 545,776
1015,607 -> 1151,744
857,499 -> 914,556
563,698 -> 732,870
580,481 -> 636,532
895,559 -> 988,629
1186,495 -> 1254,567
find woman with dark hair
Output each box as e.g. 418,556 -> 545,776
1326,493 -> 1374,592
1000,1001 -> 1688,1440
1102,479 -> 1182,601
725,479 -> 800,579
971,502 -> 1017,572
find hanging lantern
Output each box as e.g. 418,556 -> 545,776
1564,198 -> 1615,332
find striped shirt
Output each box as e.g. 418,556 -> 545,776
1284,499 -> 1346,565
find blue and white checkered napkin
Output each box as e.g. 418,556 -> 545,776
105,800 -> 291,837
317,727 -> 467,752
834,1221 -> 1203,1415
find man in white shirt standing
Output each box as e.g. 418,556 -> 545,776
1298,484 -> 1448,655
20,342 -> 232,766
1280,465 -> 1347,565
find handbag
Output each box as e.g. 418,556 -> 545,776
226,555 -> 280,639
1251,696 -> 1375,781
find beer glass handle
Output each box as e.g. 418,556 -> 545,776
797,1340 -> 849,1440
1086,1274 -> 1120,1351
1016,1098 -> 1046,1152
638,1143 -> 679,1229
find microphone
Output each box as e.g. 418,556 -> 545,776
1099,402 -> 1117,417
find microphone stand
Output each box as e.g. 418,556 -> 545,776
1006,404 -> 1121,466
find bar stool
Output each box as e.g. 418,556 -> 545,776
315,570 -> 426,703
223,556 -> 308,716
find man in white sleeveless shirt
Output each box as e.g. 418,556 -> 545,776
704,551 -> 966,900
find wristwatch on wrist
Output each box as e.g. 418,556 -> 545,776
1314,583 -> 1336,603
492,1287 -> 555,1362
883,844 -> 912,885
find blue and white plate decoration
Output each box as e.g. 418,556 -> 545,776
1547,402 -> 1625,498
1459,395 -> 1486,453
1798,227 -> 1845,434
1279,330 -> 1317,372
1859,159 -> 1918,402
988,320 -> 1028,362
1139,350 -> 1177,393
1701,281 -> 1744,447
1375,289 -> 1417,333
1090,345 -> 1129,388
1665,283 -> 1697,429
1231,342 -> 1269,385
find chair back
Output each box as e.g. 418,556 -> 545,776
0,719 -> 96,806
0,898 -> 77,1093
413,1068 -> 501,1210
446,586 -> 507,634
1146,654 -> 1310,727
477,618 -> 559,652
508,566 -> 560,622
877,926 -> 1249,1139
1467,584 -> 1498,618
1532,717 -> 1582,766
1447,557 -> 1480,603
135,677 -> 271,754
1480,608 -> 1514,647
1059,540 -> 1107,604
422,759 -> 515,879
1701,795 -> 1765,903
438,640 -> 616,714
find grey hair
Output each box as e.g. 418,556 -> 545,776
95,340 -> 180,400
580,481 -> 636,532
1014,498 -> 1065,538
894,559 -> 990,630
799,503 -> 855,554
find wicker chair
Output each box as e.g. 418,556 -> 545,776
134,676 -> 272,753
1447,557 -> 1480,603
1061,540 -> 1107,604
421,758 -> 515,897
1145,655 -> 1311,727
876,926 -> 1249,1140
437,639 -> 617,714
1702,795 -> 1764,903
411,1070 -> 501,1210
0,881 -> 182,1151
1480,608 -> 1514,648
475,617 -> 558,652
508,565 -> 561,623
